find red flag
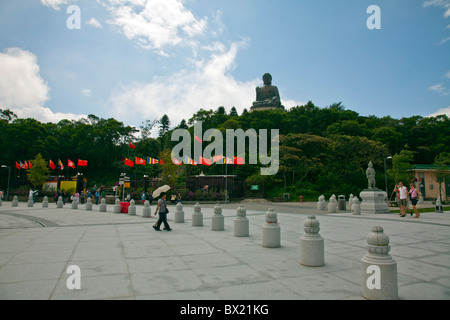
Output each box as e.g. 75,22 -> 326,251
194,135 -> 203,143
172,157 -> 182,166
58,159 -> 64,170
49,160 -> 56,170
28,161 -> 33,169
24,161 -> 29,170
68,159 -> 76,169
200,157 -> 211,166
159,160 -> 165,165
233,156 -> 244,165
129,142 -> 135,149
135,157 -> 146,165
213,155 -> 224,163
78,159 -> 88,166
124,158 -> 134,167
16,162 -> 20,170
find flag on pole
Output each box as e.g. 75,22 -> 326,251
194,135 -> 203,143
49,160 -> 56,170
172,157 -> 182,166
212,155 -> 224,163
129,142 -> 135,149
28,161 -> 33,169
68,159 -> 76,169
58,159 -> 64,170
233,156 -> 245,165
200,156 -> 211,166
16,162 -> 20,170
24,161 -> 29,170
135,157 -> 146,165
78,159 -> 88,166
124,158 -> 134,167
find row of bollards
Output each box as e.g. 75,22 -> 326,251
7,196 -> 398,299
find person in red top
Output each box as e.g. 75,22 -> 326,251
409,183 -> 420,218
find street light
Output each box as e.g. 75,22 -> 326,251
1,165 -> 11,201
384,156 -> 392,196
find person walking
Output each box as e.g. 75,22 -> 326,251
409,183 -> 420,218
153,192 -> 172,231
395,182 -> 410,217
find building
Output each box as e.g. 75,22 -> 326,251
408,164 -> 450,200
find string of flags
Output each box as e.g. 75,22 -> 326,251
15,159 -> 88,170
124,156 -> 245,167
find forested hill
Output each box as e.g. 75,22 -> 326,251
1,102 -> 449,197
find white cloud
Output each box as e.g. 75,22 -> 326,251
0,48 -> 85,123
81,89 -> 92,97
423,0 -> 450,17
86,18 -> 103,29
104,0 -> 207,55
429,83 -> 449,95
427,106 -> 450,117
108,43 -> 256,127
40,0 -> 68,11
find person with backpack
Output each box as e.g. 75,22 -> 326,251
153,192 -> 172,231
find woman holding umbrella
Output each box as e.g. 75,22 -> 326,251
153,191 -> 172,231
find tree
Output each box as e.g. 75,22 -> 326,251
229,107 -> 239,117
158,114 -> 171,137
26,153 -> 50,188
388,149 -> 414,185
140,119 -> 157,139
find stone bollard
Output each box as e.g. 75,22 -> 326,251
352,196 -> 361,215
262,208 -> 280,248
42,196 -> 49,208
328,195 -> 337,213
27,196 -> 34,207
99,198 -> 107,212
192,202 -> 203,227
174,202 -> 184,223
85,197 -> 92,211
234,206 -> 249,237
0,197 -> 2,206
211,204 -> 224,231
71,199 -> 78,209
113,198 -> 121,213
435,198 -> 444,213
57,196 -> 64,208
300,215 -> 324,267
142,200 -> 151,218
349,194 -> 354,208
317,195 -> 326,210
361,226 -> 398,300
12,195 -> 19,207
128,199 -> 136,216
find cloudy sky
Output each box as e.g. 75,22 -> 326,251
0,0 -> 449,132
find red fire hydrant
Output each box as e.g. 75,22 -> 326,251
299,196 -> 303,203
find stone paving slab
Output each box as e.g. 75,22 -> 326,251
0,201 -> 449,301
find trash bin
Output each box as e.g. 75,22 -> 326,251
338,195 -> 346,211
120,202 -> 130,213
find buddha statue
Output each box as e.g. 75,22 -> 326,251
251,73 -> 282,111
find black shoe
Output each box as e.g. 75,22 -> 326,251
164,228 -> 173,231
153,226 -> 161,231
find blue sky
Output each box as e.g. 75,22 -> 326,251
0,0 -> 449,132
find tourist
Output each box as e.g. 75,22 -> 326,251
153,192 -> 172,231
395,182 -> 409,217
409,183 -> 420,218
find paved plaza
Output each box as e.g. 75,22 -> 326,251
0,199 -> 449,300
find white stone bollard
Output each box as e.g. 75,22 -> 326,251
113,198 -> 121,213
57,196 -> 64,208
352,196 -> 361,215
128,199 -> 136,216
12,195 -> 19,207
71,199 -> 78,209
262,208 -> 280,248
349,194 -> 354,208
300,215 -> 324,267
211,204 -> 224,231
234,206 -> 249,237
192,203 -> 203,226
142,200 -> 151,218
99,198 -> 107,212
361,226 -> 398,300
0,197 -> 2,206
317,195 -> 326,210
174,202 -> 184,223
42,196 -> 49,208
85,197 -> 92,211
27,196 -> 34,207
328,195 -> 337,213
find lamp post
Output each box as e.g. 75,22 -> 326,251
384,156 -> 392,196
1,165 -> 11,201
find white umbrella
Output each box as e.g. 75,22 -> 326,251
152,185 -> 171,198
